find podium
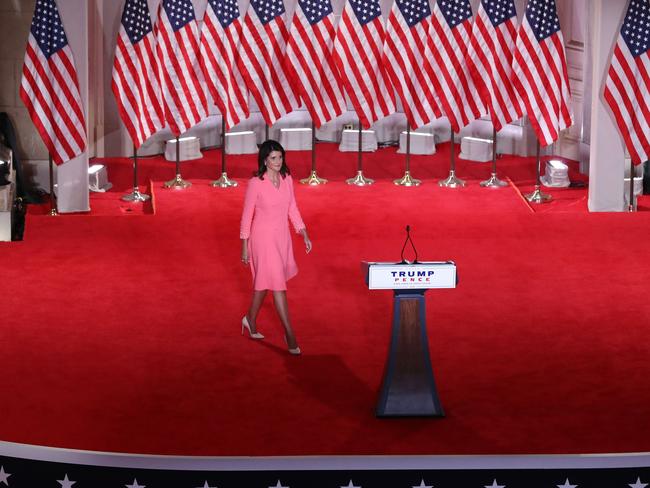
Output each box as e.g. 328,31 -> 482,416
363,261 -> 457,417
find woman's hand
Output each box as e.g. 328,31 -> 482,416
300,229 -> 312,254
241,239 -> 249,265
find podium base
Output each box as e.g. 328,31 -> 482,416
376,291 -> 444,417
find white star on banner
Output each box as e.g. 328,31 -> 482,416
197,482 -> 217,488
557,479 -> 577,488
413,479 -> 433,488
630,478 -> 649,488
341,481 -> 361,488
269,481 -> 288,488
556,479 -> 577,488
0,467 -> 10,486
57,474 -> 76,488
485,481 -> 505,488
126,480 -> 145,488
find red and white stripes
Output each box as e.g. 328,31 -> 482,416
285,1 -> 346,128
333,0 -> 395,130
427,3 -> 484,134
20,33 -> 86,165
237,0 -> 299,127
199,1 -> 249,130
111,2 -> 163,150
467,1 -> 522,132
155,1 -> 208,137
383,1 -> 442,130
511,12 -> 572,146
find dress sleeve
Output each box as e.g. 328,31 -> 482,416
240,178 -> 257,239
287,175 -> 305,233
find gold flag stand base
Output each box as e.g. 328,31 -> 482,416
211,172 -> 238,188
164,174 -> 191,189
346,170 -> 374,186
394,171 -> 421,186
525,185 -> 552,203
439,170 -> 465,188
300,170 -> 328,186
480,173 -> 508,188
121,188 -> 150,202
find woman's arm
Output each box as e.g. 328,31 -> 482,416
240,179 -> 257,264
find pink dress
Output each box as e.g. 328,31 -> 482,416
240,174 -> 305,291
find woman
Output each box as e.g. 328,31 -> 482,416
240,140 -> 312,355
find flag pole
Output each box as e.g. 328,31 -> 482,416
301,121 -> 327,185
525,140 -> 551,203
212,117 -> 237,188
164,135 -> 191,189
265,124 -> 269,141
439,125 -> 465,187
628,157 -> 635,212
48,154 -> 57,216
122,144 -> 150,202
346,121 -> 373,186
394,124 -> 420,186
480,124 -> 508,188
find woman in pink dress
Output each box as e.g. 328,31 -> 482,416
240,140 -> 312,355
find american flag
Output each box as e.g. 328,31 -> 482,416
238,0 -> 299,127
333,0 -> 396,129
511,0 -> 572,147
112,0 -> 164,150
383,0 -> 442,130
604,0 -> 650,165
19,0 -> 86,165
199,0 -> 250,130
155,0 -> 208,136
285,0 -> 346,128
427,0 -> 484,133
467,0 -> 523,132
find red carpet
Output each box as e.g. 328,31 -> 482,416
5,144 -> 650,456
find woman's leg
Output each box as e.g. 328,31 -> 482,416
272,290 -> 298,348
246,290 -> 267,333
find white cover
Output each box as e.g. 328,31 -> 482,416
164,137 -> 203,162
279,128 -> 312,151
397,132 -> 435,155
225,131 -> 257,155
339,130 -> 378,152
460,137 -> 493,162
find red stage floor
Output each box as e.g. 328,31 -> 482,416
5,144 -> 650,456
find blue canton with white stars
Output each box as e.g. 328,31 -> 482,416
349,0 -> 382,26
163,0 -> 196,32
250,0 -> 286,25
121,0 -> 152,45
30,0 -> 68,59
396,0 -> 431,28
208,0 -> 240,29
621,0 -> 650,57
525,0 -> 561,42
437,0 -> 473,28
298,0 -> 333,25
481,0 -> 516,28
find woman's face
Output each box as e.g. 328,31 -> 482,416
265,150 -> 283,172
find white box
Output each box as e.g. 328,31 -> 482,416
339,129 -> 378,152
88,164 -> 113,192
279,127 -> 312,151
542,160 -> 570,188
225,131 -> 258,155
165,136 -> 203,161
397,131 -> 435,155
460,136 -> 493,162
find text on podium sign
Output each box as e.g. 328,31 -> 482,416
367,262 -> 457,290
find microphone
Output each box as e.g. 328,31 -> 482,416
400,225 -> 419,264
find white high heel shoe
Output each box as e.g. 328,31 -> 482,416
284,336 -> 301,355
242,316 -> 264,339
